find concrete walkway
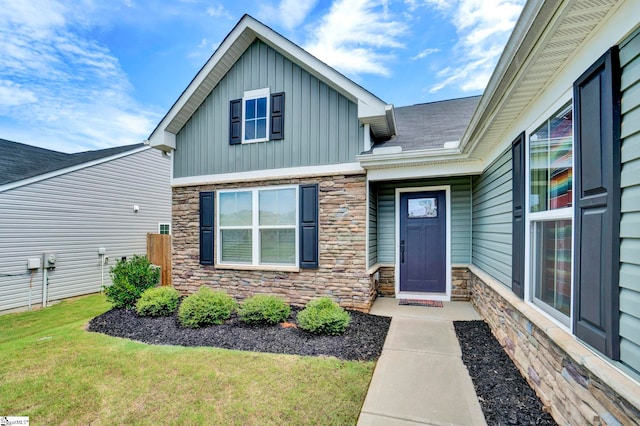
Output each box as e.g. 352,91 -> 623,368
357,297 -> 487,426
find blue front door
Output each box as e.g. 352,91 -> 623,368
399,191 -> 447,293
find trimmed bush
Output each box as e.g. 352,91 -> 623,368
136,287 -> 180,317
238,294 -> 291,325
105,255 -> 160,308
296,297 -> 351,335
178,287 -> 237,328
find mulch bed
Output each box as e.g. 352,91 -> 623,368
454,321 -> 557,425
88,307 -> 558,424
87,307 -> 391,361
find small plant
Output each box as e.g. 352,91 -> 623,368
178,287 -> 237,328
296,297 -> 351,335
238,294 -> 291,325
105,255 -> 160,308
136,286 -> 180,317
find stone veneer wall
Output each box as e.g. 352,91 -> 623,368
469,265 -> 640,425
172,173 -> 376,312
377,266 -> 395,296
373,265 -> 470,301
451,266 -> 470,301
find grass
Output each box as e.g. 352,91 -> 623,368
0,294 -> 374,425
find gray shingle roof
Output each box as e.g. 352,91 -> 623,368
373,96 -> 481,152
0,139 -> 145,186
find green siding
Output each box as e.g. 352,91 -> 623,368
375,177 -> 472,265
174,40 -> 362,178
472,148 -> 512,286
619,29 -> 640,376
368,182 -> 378,268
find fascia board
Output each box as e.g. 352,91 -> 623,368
459,0 -> 560,153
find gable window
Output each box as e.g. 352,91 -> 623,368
229,89 -> 284,145
243,88 -> 269,143
218,186 -> 297,266
527,102 -> 573,325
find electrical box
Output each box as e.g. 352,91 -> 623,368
44,253 -> 57,268
98,247 -> 106,255
27,258 -> 41,269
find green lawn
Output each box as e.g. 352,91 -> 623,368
0,294 -> 374,425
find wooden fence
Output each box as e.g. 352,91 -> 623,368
147,233 -> 172,286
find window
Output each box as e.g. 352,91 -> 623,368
159,223 -> 171,235
242,88 -> 269,143
217,186 -> 297,266
229,90 -> 284,145
528,103 -> 573,325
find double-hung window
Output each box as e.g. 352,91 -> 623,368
527,102 -> 573,325
242,88 -> 270,143
218,186 -> 297,266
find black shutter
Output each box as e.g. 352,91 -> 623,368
299,184 -> 319,269
229,99 -> 242,145
270,92 -> 285,140
573,47 -> 621,359
511,132 -> 526,298
200,191 -> 215,265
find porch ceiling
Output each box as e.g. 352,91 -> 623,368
461,0 -> 620,161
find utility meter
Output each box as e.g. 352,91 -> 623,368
44,253 -> 57,268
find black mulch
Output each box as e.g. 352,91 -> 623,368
454,321 -> 557,425
87,307 -> 391,361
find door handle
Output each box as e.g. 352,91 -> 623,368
400,240 -> 405,263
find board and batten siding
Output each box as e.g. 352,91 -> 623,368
174,40 -> 362,178
375,177 -> 472,265
619,28 -> 640,376
471,148 -> 512,286
0,148 -> 171,312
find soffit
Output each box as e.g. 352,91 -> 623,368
464,0 -> 619,161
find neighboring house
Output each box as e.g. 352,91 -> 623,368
0,140 -> 171,313
150,2 -> 640,424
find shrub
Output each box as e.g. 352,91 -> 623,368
238,294 -> 291,325
296,297 -> 351,335
178,287 -> 237,328
105,255 -> 160,308
136,286 -> 180,317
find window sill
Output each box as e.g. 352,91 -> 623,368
214,263 -> 300,273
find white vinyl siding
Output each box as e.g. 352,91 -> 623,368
0,149 -> 171,312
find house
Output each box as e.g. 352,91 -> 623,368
0,140 -> 171,313
150,1 -> 640,423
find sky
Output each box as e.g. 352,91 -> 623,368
0,0 -> 525,153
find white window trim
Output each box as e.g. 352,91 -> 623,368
158,223 -> 171,234
242,88 -> 270,144
216,185 -> 299,267
524,92 -> 575,331
393,185 -> 452,301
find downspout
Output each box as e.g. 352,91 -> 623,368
42,254 -> 48,307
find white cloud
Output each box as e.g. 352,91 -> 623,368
206,4 -> 231,19
0,0 -> 158,152
260,0 -> 319,31
425,0 -> 525,93
0,80 -> 37,107
411,48 -> 440,61
304,0 -> 406,77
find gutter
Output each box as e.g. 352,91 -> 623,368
356,144 -> 479,170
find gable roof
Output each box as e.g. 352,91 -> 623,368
372,96 -> 481,152
148,14 -> 396,152
0,139 -> 146,187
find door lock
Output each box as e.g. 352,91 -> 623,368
400,240 -> 405,263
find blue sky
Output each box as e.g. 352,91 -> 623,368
0,0 -> 525,153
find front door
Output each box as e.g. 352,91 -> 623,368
399,191 -> 446,293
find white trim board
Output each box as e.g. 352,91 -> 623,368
394,185 -> 452,301
172,162 -> 364,187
